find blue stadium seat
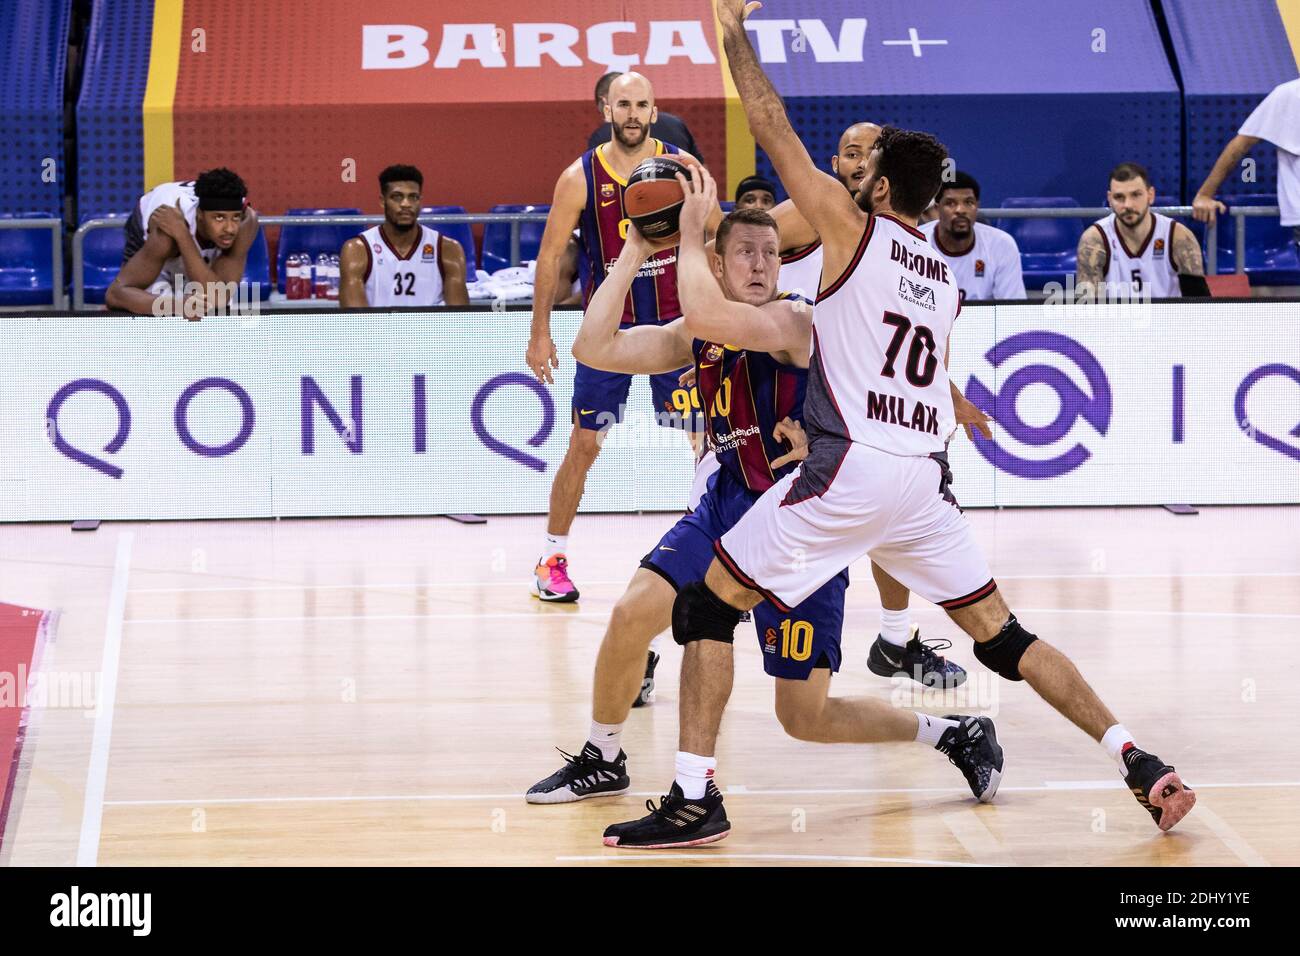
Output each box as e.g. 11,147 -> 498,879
78,211 -> 127,305
993,197 -> 1084,291
719,201 -> 737,213
241,228 -> 273,301
276,207 -> 362,293
481,204 -> 548,274
1211,193 -> 1300,284
421,205 -> 477,277
0,212 -> 58,306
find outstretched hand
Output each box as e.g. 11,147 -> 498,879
953,391 -> 993,441
716,0 -> 764,26
770,416 -> 808,468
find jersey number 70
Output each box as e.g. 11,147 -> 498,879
880,311 -> 938,387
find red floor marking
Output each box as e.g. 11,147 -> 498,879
0,603 -> 53,852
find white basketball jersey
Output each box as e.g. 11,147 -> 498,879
360,224 -> 446,306
1093,212 -> 1181,298
137,181 -> 222,293
806,214 -> 960,457
778,241 -> 823,303
920,220 -> 1026,301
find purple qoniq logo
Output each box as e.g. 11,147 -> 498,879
965,331 -> 1112,479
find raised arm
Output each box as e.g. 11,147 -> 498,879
717,2 -> 862,254
571,229 -> 693,374
676,165 -> 810,365
1193,134 -> 1261,224
338,236 -> 370,308
438,236 -> 470,305
528,161 -> 588,384
769,198 -> 820,253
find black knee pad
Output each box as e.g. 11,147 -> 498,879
973,615 -> 1038,681
672,580 -> 742,647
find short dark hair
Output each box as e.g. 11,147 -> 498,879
715,207 -> 778,254
735,175 -> 777,203
1109,161 -> 1151,189
595,71 -> 621,104
873,126 -> 949,218
194,167 -> 247,205
936,170 -> 980,202
379,164 -> 423,194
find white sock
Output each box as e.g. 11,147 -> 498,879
879,607 -> 912,647
1101,724 -> 1135,768
588,720 -> 623,762
674,751 -> 716,800
540,533 -> 568,560
914,713 -> 960,746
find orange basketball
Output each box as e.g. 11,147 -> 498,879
624,155 -> 692,243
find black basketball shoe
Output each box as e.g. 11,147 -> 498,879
936,714 -> 1003,802
1121,744 -> 1196,831
630,650 -> 660,708
525,743 -> 629,804
868,625 -> 968,688
602,780 -> 730,849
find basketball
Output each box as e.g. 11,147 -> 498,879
623,155 -> 692,242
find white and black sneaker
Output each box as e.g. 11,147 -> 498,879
525,743 -> 630,804
868,625 -> 968,688
602,780 -> 730,848
936,714 -> 1003,803
631,651 -> 660,708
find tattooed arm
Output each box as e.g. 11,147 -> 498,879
1170,222 -> 1205,276
1075,225 -> 1108,292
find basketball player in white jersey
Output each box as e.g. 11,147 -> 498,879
1076,162 -> 1204,298
339,164 -> 469,308
107,168 -> 260,316
758,120 -> 983,691
603,1 -> 1196,848
921,171 -> 1026,301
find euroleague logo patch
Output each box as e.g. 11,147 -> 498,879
764,627 -> 778,653
964,331 -> 1112,479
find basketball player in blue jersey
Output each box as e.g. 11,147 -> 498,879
525,72 -> 720,608
526,192 -> 998,817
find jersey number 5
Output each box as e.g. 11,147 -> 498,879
880,312 -> 938,387
393,272 -> 416,296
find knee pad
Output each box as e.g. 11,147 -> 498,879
973,615 -> 1038,681
672,580 -> 742,647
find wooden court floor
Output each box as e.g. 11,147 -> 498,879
0,504 -> 1297,867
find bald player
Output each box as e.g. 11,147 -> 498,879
762,121 -> 979,686
525,72 -> 720,605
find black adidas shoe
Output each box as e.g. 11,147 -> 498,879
631,650 -> 660,708
602,781 -> 730,849
525,743 -> 629,804
868,626 -> 967,687
936,714 -> 1003,802
1122,744 -> 1196,831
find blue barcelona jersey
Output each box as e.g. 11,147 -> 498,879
577,139 -> 682,325
692,293 -> 811,493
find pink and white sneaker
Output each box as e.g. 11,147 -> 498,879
534,553 -> 580,603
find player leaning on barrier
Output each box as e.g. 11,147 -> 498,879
1193,77 -> 1300,253
106,168 -> 259,317
601,0 -> 1197,850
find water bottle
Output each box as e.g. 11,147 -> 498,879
314,253 -> 330,299
284,253 -> 299,299
327,254 -> 340,300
